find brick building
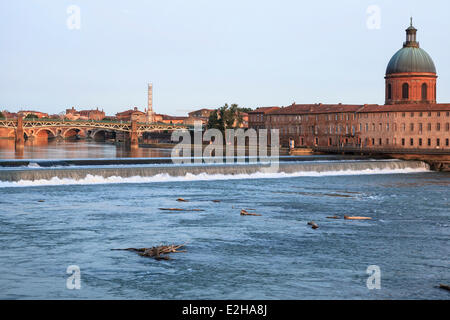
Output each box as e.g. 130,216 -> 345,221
248,107 -> 280,130
65,107 -> 105,121
251,21 -> 450,151
18,110 -> 49,119
116,107 -> 147,122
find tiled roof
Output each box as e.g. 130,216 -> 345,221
265,103 -> 450,115
360,104 -> 450,113
248,106 -> 280,114
267,104 -> 363,115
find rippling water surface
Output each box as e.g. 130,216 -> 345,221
0,167 -> 449,299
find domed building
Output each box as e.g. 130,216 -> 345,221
385,19 -> 437,105
250,19 -> 450,154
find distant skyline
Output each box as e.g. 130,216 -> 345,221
1,0 -> 450,116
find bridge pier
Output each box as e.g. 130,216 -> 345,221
15,116 -> 24,150
130,120 -> 139,149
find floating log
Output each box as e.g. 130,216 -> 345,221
439,284 -> 450,292
177,198 -> 188,202
344,215 -> 372,220
159,208 -> 205,212
240,209 -> 261,216
212,200 -> 221,203
326,216 -> 340,219
38,200 -> 45,203
307,221 -> 319,229
112,244 -> 186,261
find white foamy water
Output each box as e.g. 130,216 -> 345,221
0,167 -> 430,188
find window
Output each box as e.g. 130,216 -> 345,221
446,139 -> 449,147
419,138 -> 422,146
402,83 -> 409,99
411,112 -> 414,117
410,138 -> 414,146
410,123 -> 414,132
437,139 -> 440,147
427,123 -> 432,131
428,138 -> 431,146
387,84 -> 392,100
402,138 -> 405,146
379,138 -> 382,145
446,123 -> 449,131
422,83 -> 427,100
437,123 -> 441,131
419,123 -> 423,132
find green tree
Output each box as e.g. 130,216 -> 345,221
207,103 -> 244,132
0,111 -> 4,119
24,114 -> 38,119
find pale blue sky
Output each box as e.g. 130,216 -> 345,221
1,0 -> 449,116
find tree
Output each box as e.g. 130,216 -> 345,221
207,103 -> 244,132
24,114 -> 38,119
0,111 -> 4,119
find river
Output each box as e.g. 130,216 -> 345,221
0,140 -> 448,299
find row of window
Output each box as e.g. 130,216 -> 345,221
364,137 -> 450,147
266,111 -> 450,123
387,82 -> 433,100
362,122 -> 450,132
273,122 -> 450,135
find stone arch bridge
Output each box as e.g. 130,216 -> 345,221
0,118 -> 191,149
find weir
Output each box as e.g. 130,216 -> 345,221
0,160 -> 430,183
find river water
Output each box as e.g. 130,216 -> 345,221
0,140 -> 448,299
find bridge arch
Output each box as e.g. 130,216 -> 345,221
34,128 -> 57,140
63,127 -> 87,139
90,129 -> 116,141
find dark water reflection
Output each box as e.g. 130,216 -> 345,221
0,139 -> 172,159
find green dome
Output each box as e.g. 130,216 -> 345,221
386,46 -> 436,75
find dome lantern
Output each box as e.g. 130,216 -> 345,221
404,17 -> 419,48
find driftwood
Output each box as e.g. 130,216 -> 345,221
326,216 -> 340,219
177,198 -> 188,202
439,284 -> 450,292
307,221 -> 319,229
240,209 -> 261,216
112,244 -> 186,261
212,200 -> 221,203
344,215 -> 372,220
159,208 -> 205,212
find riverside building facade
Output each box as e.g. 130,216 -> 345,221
251,21 -> 450,151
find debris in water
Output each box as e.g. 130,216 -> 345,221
240,209 -> 261,216
307,221 -> 319,229
327,216 -> 340,219
177,198 -> 188,202
212,200 -> 221,203
112,244 -> 186,261
38,200 -> 45,203
439,284 -> 450,292
344,215 -> 372,220
159,208 -> 205,212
